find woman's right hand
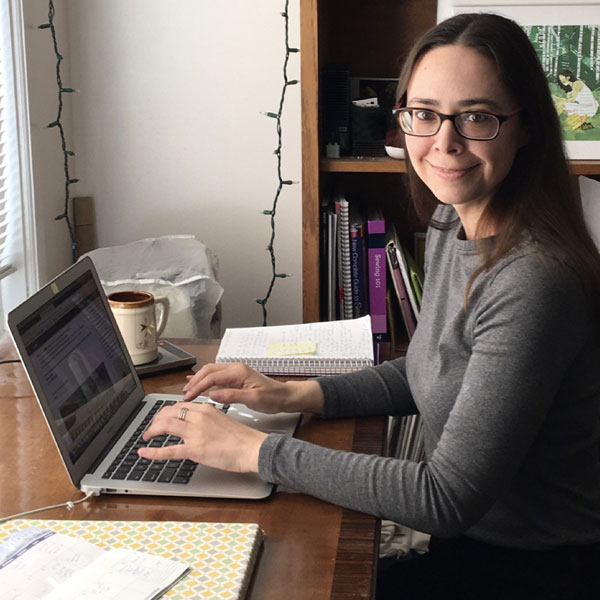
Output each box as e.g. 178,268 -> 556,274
182,362 -> 324,414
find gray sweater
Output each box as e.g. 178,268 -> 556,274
258,204 -> 600,550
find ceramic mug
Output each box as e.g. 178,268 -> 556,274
107,291 -> 169,365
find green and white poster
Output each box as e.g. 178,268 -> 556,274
452,4 -> 600,158
525,25 -> 600,142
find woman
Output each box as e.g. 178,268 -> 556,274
139,13 -> 600,598
554,69 -> 599,131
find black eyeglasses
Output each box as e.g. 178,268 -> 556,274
392,107 -> 522,141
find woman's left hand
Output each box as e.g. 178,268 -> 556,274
137,402 -> 268,473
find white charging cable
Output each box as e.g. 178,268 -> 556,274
0,491 -> 96,524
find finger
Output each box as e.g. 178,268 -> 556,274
142,414 -> 186,441
182,363 -> 236,396
137,443 -> 189,461
209,386 -> 261,406
148,401 -> 218,429
185,362 -> 236,384
182,363 -> 252,399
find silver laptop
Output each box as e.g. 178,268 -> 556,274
7,256 -> 300,500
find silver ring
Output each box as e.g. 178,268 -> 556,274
178,406 -> 189,422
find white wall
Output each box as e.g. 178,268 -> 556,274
24,0 -> 302,330
23,0 -> 74,285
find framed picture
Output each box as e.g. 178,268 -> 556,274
452,3 -> 600,159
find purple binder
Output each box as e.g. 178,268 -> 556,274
367,215 -> 387,335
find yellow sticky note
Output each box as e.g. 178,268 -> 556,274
267,341 -> 317,356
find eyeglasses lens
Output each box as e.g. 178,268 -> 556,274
398,109 -> 500,140
455,113 -> 499,139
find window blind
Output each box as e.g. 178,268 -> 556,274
0,0 -> 35,337
0,0 -> 15,281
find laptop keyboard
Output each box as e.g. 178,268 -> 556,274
101,400 -> 203,485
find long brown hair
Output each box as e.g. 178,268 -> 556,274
397,13 -> 600,311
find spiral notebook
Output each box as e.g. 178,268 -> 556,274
216,315 -> 374,376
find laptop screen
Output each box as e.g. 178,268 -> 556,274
15,268 -> 137,464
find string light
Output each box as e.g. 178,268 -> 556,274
39,0 -> 79,262
256,0 -> 300,326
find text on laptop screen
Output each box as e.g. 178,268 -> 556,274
17,270 -> 136,463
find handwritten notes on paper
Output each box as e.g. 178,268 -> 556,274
0,526 -> 189,600
216,315 -> 374,376
219,315 -> 373,360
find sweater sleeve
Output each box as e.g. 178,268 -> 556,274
258,257 -> 597,539
316,357 -> 418,419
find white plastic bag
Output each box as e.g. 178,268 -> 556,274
82,236 -> 223,338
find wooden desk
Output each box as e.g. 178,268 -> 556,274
0,338 -> 386,599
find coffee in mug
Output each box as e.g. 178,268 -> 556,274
107,291 -> 169,365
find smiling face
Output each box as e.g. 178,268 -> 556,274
405,44 -> 526,238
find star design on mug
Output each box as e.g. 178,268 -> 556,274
139,319 -> 156,338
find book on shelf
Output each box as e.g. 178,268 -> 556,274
386,235 -> 417,339
320,195 -> 338,321
319,189 -> 429,354
385,287 -> 410,358
391,231 -> 423,319
393,413 -> 425,461
406,249 -> 424,309
319,184 -> 397,342
319,194 -> 330,320
216,315 -> 374,376
349,209 -> 368,319
0,519 -> 263,600
384,227 -> 426,461
335,190 -> 353,319
367,208 -> 388,338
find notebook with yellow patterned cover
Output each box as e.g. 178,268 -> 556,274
0,519 -> 263,600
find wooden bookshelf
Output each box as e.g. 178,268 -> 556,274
569,161 -> 600,175
300,0 -> 600,323
300,0 -> 438,323
321,157 -> 408,174
322,157 -> 600,176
